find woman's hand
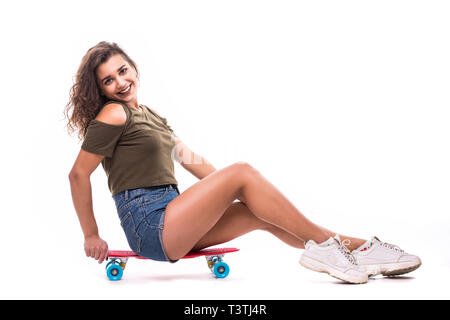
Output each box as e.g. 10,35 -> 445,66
84,235 -> 109,264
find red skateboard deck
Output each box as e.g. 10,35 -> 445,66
105,247 -> 239,281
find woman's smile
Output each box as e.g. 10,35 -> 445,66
117,83 -> 132,96
118,83 -> 131,93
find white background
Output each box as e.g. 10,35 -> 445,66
1,0 -> 449,299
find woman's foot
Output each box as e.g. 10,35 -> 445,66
299,235 -> 368,284
350,236 -> 422,277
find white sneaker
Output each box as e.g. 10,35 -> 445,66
351,236 -> 422,277
299,235 -> 368,284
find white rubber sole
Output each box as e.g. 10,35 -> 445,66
299,255 -> 368,284
360,260 -> 422,277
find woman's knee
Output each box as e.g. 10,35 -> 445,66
230,161 -> 259,179
226,161 -> 260,200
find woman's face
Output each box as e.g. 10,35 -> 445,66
96,54 -> 138,105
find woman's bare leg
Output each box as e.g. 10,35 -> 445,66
163,162 -> 330,260
192,201 -> 306,250
192,201 -> 366,251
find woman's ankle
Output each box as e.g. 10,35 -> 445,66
342,237 -> 367,251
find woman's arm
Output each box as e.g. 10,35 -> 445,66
69,149 -> 109,263
173,138 -> 247,205
68,103 -> 126,263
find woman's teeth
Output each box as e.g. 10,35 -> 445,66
119,84 -> 131,94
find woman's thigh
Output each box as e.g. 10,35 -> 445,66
191,201 -> 266,251
162,162 -> 255,260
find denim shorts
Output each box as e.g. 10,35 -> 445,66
112,184 -> 180,262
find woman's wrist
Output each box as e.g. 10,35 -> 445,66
84,230 -> 100,240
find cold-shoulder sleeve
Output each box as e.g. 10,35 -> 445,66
81,120 -> 127,157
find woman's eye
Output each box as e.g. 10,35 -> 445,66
103,68 -> 127,85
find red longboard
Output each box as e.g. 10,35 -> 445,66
105,247 -> 239,281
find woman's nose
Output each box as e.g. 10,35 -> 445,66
116,77 -> 126,88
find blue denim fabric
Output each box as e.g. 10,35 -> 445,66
113,184 -> 180,262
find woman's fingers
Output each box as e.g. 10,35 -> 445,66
98,246 -> 108,264
84,236 -> 109,263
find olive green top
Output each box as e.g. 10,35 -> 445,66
81,101 -> 178,196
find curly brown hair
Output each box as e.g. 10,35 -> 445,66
64,41 -> 139,141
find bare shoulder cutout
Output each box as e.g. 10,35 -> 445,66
95,103 -> 127,125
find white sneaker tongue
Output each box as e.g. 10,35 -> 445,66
333,234 -> 342,244
318,236 -> 338,247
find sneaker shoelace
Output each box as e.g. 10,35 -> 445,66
343,236 -> 405,254
338,239 -> 357,265
379,240 -> 404,253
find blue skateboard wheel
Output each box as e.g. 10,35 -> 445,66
213,262 -> 229,278
105,260 -> 114,270
106,263 -> 123,281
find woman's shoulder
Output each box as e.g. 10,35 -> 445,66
95,101 -> 128,125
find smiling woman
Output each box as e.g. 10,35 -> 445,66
65,41 -> 421,284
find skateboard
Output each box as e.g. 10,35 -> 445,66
105,247 -> 239,281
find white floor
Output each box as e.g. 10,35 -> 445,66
3,232 -> 448,300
